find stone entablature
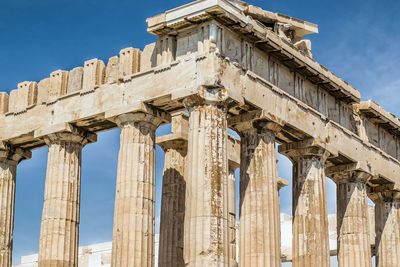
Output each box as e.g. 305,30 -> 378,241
1,0 -> 400,266
358,100 -> 400,159
0,0 -> 398,187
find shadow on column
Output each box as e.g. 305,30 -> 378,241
158,166 -> 186,267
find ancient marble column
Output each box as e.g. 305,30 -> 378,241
279,140 -> 331,267
228,160 -> 239,267
183,88 -> 230,266
372,190 -> 400,267
0,143 -> 31,267
157,138 -> 187,267
237,121 -> 282,267
327,165 -> 371,267
111,112 -> 162,267
38,128 -> 96,267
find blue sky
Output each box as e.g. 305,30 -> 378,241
1,0 -> 399,265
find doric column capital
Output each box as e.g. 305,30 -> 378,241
115,111 -> 163,130
105,102 -> 171,127
326,163 -> 373,184
237,121 -> 283,137
256,120 -> 283,133
35,123 -> 97,146
44,128 -> 96,147
228,160 -> 240,173
277,177 -> 289,191
157,138 -> 187,156
0,141 -> 31,164
229,110 -> 284,135
183,87 -> 228,109
278,138 -> 335,162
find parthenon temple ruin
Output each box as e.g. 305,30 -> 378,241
1,0 -> 400,266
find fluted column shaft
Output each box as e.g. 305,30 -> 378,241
279,142 -> 330,267
38,129 -> 95,267
0,159 -> 16,267
328,167 -> 371,267
158,139 -> 187,267
183,91 -> 229,266
111,112 -> 161,267
228,163 -> 238,267
238,123 -> 281,267
374,193 -> 400,267
0,145 -> 30,267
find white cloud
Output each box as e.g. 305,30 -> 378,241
311,2 -> 400,117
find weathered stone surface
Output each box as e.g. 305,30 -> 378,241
0,52 -> 398,190
156,112 -> 240,267
38,127 -> 96,267
1,1 -> 400,266
82,59 -> 105,92
119,47 -> 141,78
156,113 -> 188,267
0,143 -> 30,267
111,112 -> 162,267
105,56 -> 120,83
244,4 -> 318,41
279,140 -> 331,267
7,90 -> 18,114
235,121 -> 282,267
140,43 -> 157,72
157,138 -> 187,267
15,207 -> 378,266
227,134 -> 240,267
277,177 -> 289,191
371,190 -> 400,267
16,83 -> 29,111
19,81 -> 38,107
37,78 -> 50,104
183,89 -> 230,266
66,67 -> 84,94
7,82 -> 37,113
358,100 -> 400,159
49,70 -> 68,102
1,0 -> 399,188
28,84 -> 38,107
294,39 -> 312,57
156,36 -> 176,65
0,160 -> 17,267
0,92 -> 8,115
228,161 -> 238,267
327,164 -> 372,267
